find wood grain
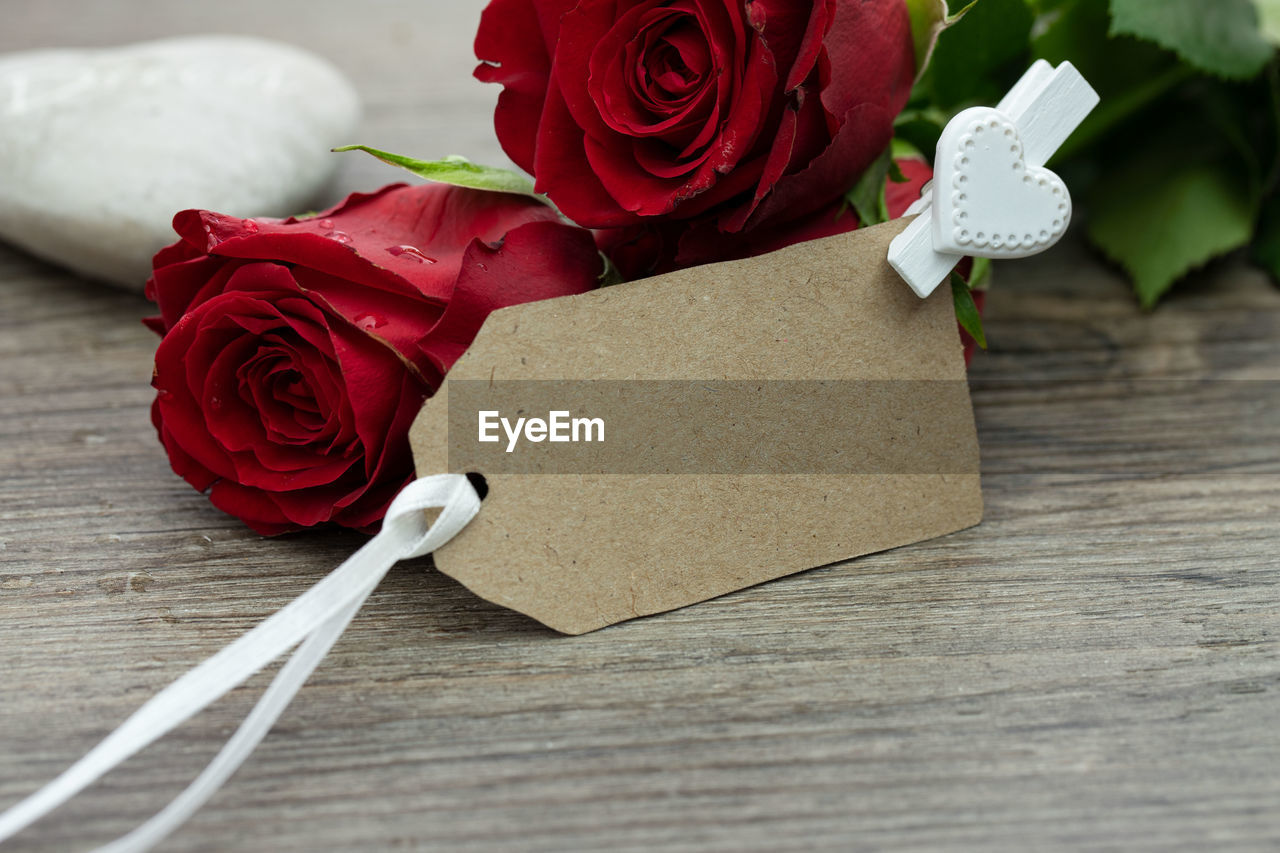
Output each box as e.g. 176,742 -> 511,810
1,2 -> 1278,851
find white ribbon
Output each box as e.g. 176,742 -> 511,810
0,473 -> 482,853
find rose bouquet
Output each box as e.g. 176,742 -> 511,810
147,0 -> 984,533
2,4 -> 1021,844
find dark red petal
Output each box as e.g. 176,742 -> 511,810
553,0 -> 633,142
748,0 -> 834,93
671,157 -> 933,270
150,236 -> 204,272
176,185 -> 563,307
291,265 -> 444,374
474,0 -> 578,173
591,4 -> 710,139
419,220 -> 601,376
207,479 -> 302,534
673,200 -> 859,269
330,376 -> 421,530
153,321 -> 237,482
151,397 -> 218,492
532,81 -> 640,226
819,0 -> 915,122
475,0 -> 553,172
326,319 -> 426,471
331,468 -> 414,533
734,101 -> 892,233
150,256 -> 245,333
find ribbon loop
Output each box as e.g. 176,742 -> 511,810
0,473 -> 482,853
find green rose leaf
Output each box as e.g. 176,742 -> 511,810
1032,0 -> 1188,163
950,272 -> 987,349
1110,0 -> 1274,81
334,146 -> 541,198
846,146 -> 894,226
968,256 -> 992,291
1087,152 -> 1256,308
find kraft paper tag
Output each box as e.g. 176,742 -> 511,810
409,218 -> 982,634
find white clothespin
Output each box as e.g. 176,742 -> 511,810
888,61 -> 1100,298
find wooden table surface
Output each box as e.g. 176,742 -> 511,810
1,3 -> 1278,851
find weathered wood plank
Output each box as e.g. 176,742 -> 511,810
1,2 -> 1278,851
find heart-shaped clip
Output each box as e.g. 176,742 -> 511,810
933,108 -> 1070,259
887,61 -> 1099,298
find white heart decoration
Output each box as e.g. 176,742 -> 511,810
931,106 -> 1071,260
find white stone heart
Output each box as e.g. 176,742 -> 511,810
931,106 -> 1070,260
0,36 -> 360,290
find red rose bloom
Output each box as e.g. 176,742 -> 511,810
475,0 -> 915,255
599,153 -> 933,275
146,183 -> 601,534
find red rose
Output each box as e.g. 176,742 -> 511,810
599,154 -> 934,275
476,0 -> 915,248
146,183 -> 601,534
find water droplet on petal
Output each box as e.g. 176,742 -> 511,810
318,219 -> 335,229
355,312 -> 387,331
325,230 -> 352,244
242,219 -> 260,234
209,396 -> 222,411
477,262 -> 489,271
386,245 -> 436,263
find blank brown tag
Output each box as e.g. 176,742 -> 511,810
410,218 -> 982,634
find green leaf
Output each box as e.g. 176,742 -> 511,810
846,146 -> 893,226
333,146 -> 541,197
967,256 -> 993,291
1087,151 -> 1257,308
928,0 -> 1033,108
1110,0 -> 1274,81
1033,0 -> 1186,162
951,272 -> 987,349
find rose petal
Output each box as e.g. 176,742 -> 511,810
532,81 -> 638,226
291,265 -> 444,375
420,220 -> 600,376
819,0 -> 915,122
748,0 -> 834,94
474,0 -> 577,173
732,101 -> 892,233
